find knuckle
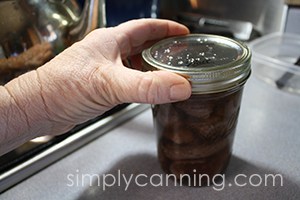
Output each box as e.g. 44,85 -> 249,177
138,73 -> 159,104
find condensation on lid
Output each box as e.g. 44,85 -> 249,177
142,34 -> 251,93
149,34 -> 245,70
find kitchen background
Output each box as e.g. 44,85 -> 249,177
0,0 -> 299,195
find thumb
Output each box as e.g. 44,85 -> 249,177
108,67 -> 192,104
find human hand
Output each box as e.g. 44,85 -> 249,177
3,19 -> 192,138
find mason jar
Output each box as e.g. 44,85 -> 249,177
142,34 -> 251,186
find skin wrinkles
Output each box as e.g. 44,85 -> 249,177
0,19 -> 192,156
36,69 -> 54,124
137,72 -> 161,104
3,84 -> 30,132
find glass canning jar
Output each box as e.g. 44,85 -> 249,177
142,34 -> 251,186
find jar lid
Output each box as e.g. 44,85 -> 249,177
142,34 -> 251,93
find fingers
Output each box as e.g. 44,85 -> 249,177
114,19 -> 190,58
79,19 -> 191,104
81,19 -> 190,61
96,66 -> 192,104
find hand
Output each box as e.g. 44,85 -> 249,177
1,19 -> 192,153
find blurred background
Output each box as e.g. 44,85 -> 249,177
104,0 -> 295,39
1,0 -> 300,194
106,0 -> 159,26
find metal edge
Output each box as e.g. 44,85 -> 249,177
0,103 -> 150,193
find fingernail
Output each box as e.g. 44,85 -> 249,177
170,83 -> 191,101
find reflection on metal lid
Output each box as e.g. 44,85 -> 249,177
142,34 -> 251,94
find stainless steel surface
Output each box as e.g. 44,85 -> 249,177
0,0 -> 106,84
284,4 -> 300,34
198,17 -> 253,41
0,103 -> 150,193
158,0 -> 286,35
178,12 -> 254,40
